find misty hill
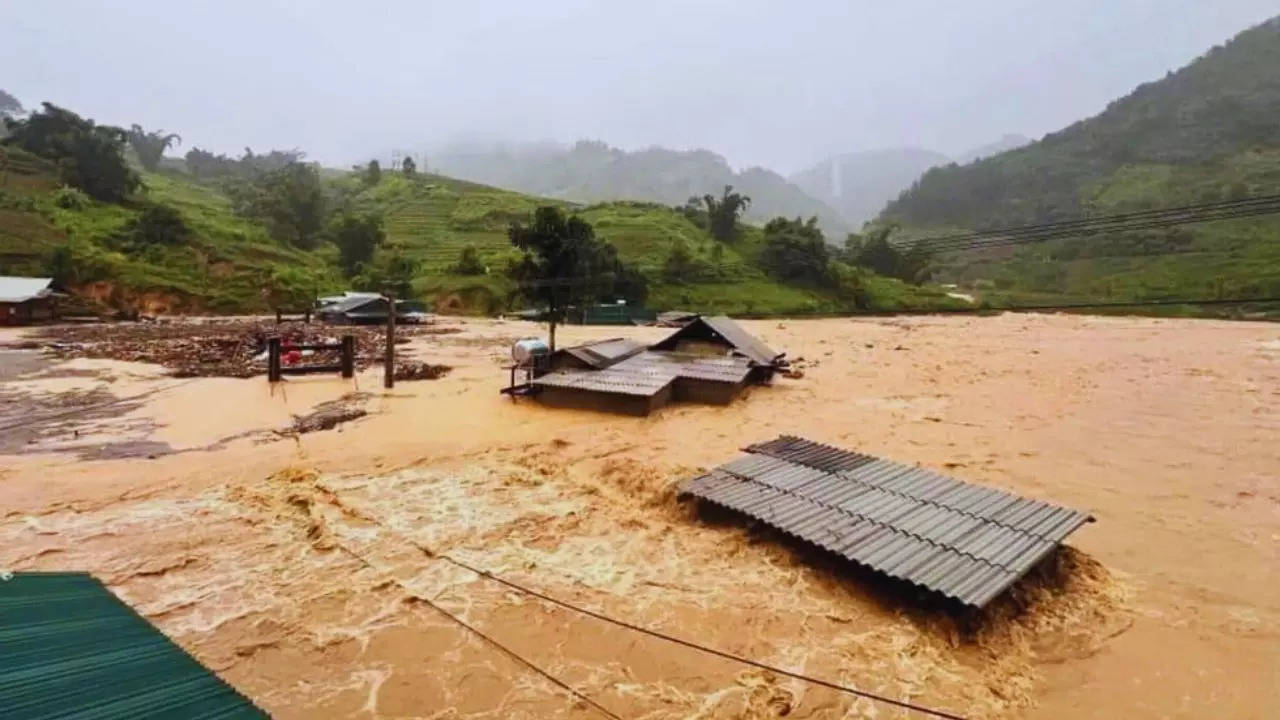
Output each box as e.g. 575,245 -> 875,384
880,17 -> 1280,310
789,148 -> 951,227
428,141 -> 850,237
882,17 -> 1280,228
0,143 -> 954,316
953,134 -> 1030,165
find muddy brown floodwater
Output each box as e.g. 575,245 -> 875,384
1,314 -> 1277,719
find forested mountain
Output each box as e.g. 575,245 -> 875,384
953,134 -> 1030,166
875,17 -> 1280,312
789,148 -> 951,227
881,17 -> 1280,228
428,141 -> 850,236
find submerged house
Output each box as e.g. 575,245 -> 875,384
514,315 -> 787,415
0,276 -> 61,326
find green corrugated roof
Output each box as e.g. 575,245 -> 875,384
0,572 -> 269,719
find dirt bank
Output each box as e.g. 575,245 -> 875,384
1,314 -> 1276,718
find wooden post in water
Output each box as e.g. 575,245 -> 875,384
267,337 -> 282,382
383,293 -> 395,389
340,335 -> 355,379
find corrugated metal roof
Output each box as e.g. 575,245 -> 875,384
650,315 -> 783,367
0,276 -> 54,303
620,351 -> 752,383
560,338 -> 648,369
533,350 -> 752,398
699,315 -> 782,367
681,436 -> 1093,607
0,572 -> 268,719
533,367 -> 674,396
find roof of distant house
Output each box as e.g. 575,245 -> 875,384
0,276 -> 56,303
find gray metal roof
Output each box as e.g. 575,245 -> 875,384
0,276 -> 54,303
681,435 -> 1093,607
533,366 -> 674,396
651,315 -> 783,367
532,350 -> 752,398
0,572 -> 268,719
560,338 -> 647,369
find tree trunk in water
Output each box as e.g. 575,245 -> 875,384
548,320 -> 557,353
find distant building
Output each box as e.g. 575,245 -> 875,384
508,315 -> 789,415
316,293 -> 431,325
0,276 -> 61,326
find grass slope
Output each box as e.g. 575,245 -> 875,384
1,152 -> 960,316
0,148 -> 338,312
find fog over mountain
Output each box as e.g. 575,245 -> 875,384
4,1 -> 1276,176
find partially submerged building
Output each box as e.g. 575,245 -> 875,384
681,436 -> 1095,608
0,276 -> 60,326
508,315 -> 787,415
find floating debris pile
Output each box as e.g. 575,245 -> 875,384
25,319 -> 461,378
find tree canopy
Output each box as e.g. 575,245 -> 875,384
328,211 -> 385,276
758,216 -> 831,286
451,244 -> 485,275
401,156 -> 416,177
224,161 -> 327,249
2,103 -> 140,202
843,225 -> 934,284
507,205 -> 643,349
126,125 -> 181,171
701,185 -> 751,242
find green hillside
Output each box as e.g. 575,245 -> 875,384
876,17 -> 1280,314
0,147 -> 338,313
0,146 -> 958,316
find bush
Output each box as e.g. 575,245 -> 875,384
759,216 -> 831,286
131,203 -> 189,246
451,244 -> 486,275
51,185 -> 89,210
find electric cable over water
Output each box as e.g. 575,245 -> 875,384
388,535 -> 972,720
326,543 -> 625,720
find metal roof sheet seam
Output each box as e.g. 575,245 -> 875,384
681,436 -> 1094,608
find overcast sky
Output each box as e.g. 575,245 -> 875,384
3,1 -> 1275,174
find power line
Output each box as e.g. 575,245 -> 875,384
379,536 -> 971,720
328,543 -> 624,720
897,193 -> 1280,246
893,194 -> 1280,253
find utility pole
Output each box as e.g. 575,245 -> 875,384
383,291 -> 395,389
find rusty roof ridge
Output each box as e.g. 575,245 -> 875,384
711,467 -> 1023,574
742,438 -> 1091,540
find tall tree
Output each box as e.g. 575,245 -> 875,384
226,161 -> 327,249
844,224 -> 934,284
401,156 -> 416,177
2,103 -> 139,201
701,185 -> 751,242
365,159 -> 382,185
507,206 -> 620,351
328,211 -> 385,276
126,125 -> 182,171
759,216 -> 831,286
